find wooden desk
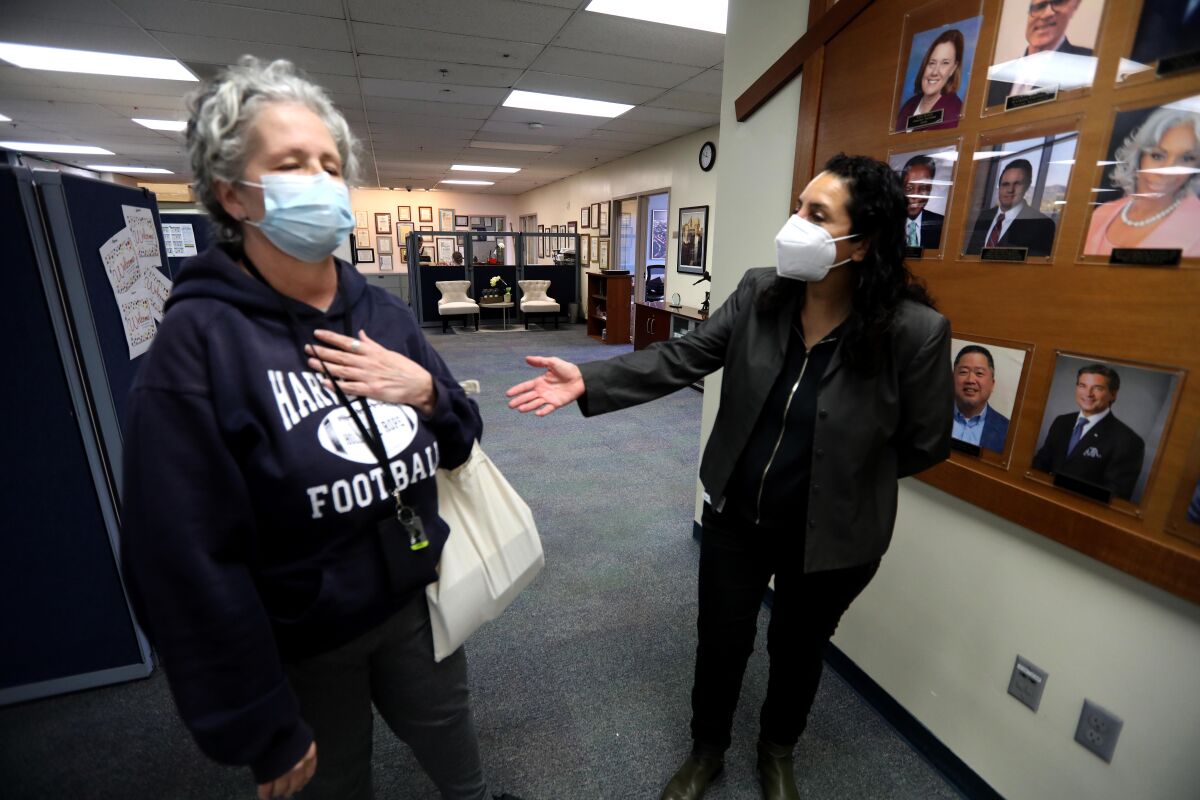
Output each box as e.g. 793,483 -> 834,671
633,301 -> 707,350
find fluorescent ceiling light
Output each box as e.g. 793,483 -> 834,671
133,118 -> 186,132
87,165 -> 173,174
0,42 -> 196,81
440,179 -> 494,186
0,140 -> 113,154
503,89 -> 633,119
451,164 -> 521,174
469,140 -> 559,153
586,0 -> 727,34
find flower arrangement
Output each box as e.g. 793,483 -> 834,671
489,275 -> 508,290
483,275 -> 511,304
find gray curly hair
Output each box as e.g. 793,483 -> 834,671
1110,107 -> 1200,196
186,56 -> 360,249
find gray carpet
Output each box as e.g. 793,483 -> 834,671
0,323 -> 963,800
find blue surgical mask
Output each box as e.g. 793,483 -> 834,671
241,172 -> 354,262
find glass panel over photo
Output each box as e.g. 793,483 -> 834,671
891,4 -> 983,133
984,0 -> 1106,109
1082,94 -> 1200,260
962,131 -> 1078,259
1118,0 -> 1200,82
888,143 -> 960,254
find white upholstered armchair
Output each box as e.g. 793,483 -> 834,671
435,280 -> 479,332
518,279 -> 560,329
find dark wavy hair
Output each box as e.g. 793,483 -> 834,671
759,153 -> 934,374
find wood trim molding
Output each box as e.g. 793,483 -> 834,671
918,463 -> 1200,605
734,0 -> 876,122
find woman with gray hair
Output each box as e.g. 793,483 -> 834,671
1084,106 -> 1200,256
120,57 -> 520,800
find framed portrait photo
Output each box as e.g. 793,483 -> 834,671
888,142 -> 960,257
948,333 -> 1034,468
1028,352 -> 1183,510
1121,0 -> 1200,82
354,246 -> 374,264
439,208 -> 454,231
961,123 -> 1079,262
418,206 -> 433,223
397,206 -> 411,222
677,205 -> 709,274
891,7 -> 983,133
1165,430 -> 1200,546
376,235 -> 392,255
374,212 -> 391,235
984,0 -> 1108,112
1080,93 -> 1200,265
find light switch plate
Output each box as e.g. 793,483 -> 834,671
1006,655 -> 1048,712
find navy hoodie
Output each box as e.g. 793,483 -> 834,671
120,245 -> 481,783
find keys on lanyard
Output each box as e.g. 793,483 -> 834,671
396,489 -> 429,551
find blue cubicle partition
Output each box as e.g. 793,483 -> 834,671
0,166 -> 152,705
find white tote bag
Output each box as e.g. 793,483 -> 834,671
426,441 -> 544,662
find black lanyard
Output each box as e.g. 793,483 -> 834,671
241,255 -> 429,551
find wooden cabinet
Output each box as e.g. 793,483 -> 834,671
586,271 -> 632,345
633,301 -> 706,350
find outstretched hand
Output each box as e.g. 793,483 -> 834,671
506,356 -> 585,416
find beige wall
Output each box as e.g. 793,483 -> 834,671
513,127 -> 719,310
707,1 -> 1200,798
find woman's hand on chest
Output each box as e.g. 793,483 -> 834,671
306,329 -> 436,415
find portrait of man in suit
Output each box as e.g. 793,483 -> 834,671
901,155 -> 945,250
965,159 -> 1057,257
1130,0 -> 1200,67
1033,364 -> 1145,502
952,345 -> 1010,454
986,0 -> 1097,106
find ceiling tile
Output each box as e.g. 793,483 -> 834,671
359,77 -> 506,105
597,117 -> 693,137
114,0 -> 352,51
618,105 -> 719,128
352,23 -> 543,69
551,13 -> 725,69
349,0 -> 571,43
528,47 -> 703,89
4,0 -> 141,27
153,32 -> 359,75
676,67 -> 724,95
203,0 -> 345,16
479,119 -> 595,142
357,55 -> 521,88
646,89 -> 720,114
514,71 -> 662,105
0,19 -> 169,57
363,95 -> 495,119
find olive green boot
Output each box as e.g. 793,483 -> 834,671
756,739 -> 801,800
659,749 -> 724,800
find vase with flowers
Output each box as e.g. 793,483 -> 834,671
488,275 -> 511,304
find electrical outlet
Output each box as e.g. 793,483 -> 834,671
1007,655 -> 1048,712
1074,699 -> 1123,763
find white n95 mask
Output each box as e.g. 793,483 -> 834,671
774,214 -> 858,282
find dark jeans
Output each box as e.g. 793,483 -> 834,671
691,505 -> 880,751
284,594 -> 488,800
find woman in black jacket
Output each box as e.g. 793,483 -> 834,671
507,154 -> 952,800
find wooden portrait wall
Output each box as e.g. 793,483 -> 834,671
763,0 -> 1200,603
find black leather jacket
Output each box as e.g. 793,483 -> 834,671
579,267 -> 952,572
